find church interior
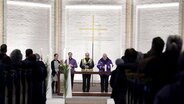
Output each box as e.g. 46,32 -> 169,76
0,0 -> 184,104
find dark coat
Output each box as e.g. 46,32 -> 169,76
154,71 -> 184,104
110,66 -> 127,98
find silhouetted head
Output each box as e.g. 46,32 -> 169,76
25,49 -> 33,58
0,44 -> 7,54
124,48 -> 137,63
10,49 -> 23,63
28,54 -> 36,61
35,53 -> 40,61
166,35 -> 183,54
115,58 -> 124,66
151,37 -> 165,54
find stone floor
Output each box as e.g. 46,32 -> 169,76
46,97 -> 114,104
46,82 -> 114,104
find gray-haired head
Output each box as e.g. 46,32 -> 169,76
10,49 -> 23,63
115,58 -> 124,66
166,35 -> 183,53
35,53 -> 40,61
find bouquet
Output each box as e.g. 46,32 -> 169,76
59,63 -> 69,97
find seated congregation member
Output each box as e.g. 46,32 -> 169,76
121,48 -> 138,72
51,53 -> 60,94
28,54 -> 46,104
97,53 -> 113,92
65,52 -> 78,89
22,48 -> 33,68
10,49 -> 23,69
35,53 -> 47,104
144,37 -> 165,58
145,35 -> 182,104
0,56 -> 12,104
154,71 -> 184,104
139,37 -> 165,73
10,49 -> 23,104
0,44 -> 8,63
80,52 -> 94,92
154,51 -> 184,104
110,58 -> 127,104
35,53 -> 47,82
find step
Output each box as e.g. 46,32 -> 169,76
65,97 -> 107,104
58,92 -> 111,97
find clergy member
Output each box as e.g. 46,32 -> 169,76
65,52 -> 78,89
80,52 -> 94,92
97,53 -> 113,92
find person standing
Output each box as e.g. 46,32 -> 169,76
65,52 -> 78,89
80,52 -> 94,92
97,53 -> 113,92
51,53 -> 60,94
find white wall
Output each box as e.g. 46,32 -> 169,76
7,1 -> 51,60
64,5 -> 126,81
134,2 -> 179,53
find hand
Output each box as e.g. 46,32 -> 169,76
69,64 -> 73,67
85,65 -> 89,69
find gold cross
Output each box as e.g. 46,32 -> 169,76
79,15 -> 107,42
79,15 -> 107,60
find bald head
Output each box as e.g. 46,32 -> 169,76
85,52 -> 90,58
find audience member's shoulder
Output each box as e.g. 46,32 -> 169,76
154,84 -> 171,104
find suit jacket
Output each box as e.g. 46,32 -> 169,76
51,60 -> 60,76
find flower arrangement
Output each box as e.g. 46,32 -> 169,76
59,63 -> 69,98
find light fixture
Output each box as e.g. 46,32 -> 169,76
65,5 -> 122,10
137,2 -> 179,9
7,1 -> 51,8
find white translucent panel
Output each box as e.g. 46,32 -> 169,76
64,0 -> 124,5
65,5 -> 126,81
7,0 -> 51,4
135,6 -> 179,53
7,2 -> 51,60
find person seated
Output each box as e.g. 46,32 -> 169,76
110,58 -> 127,104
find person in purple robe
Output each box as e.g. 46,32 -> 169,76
97,53 -> 113,92
65,52 -> 78,89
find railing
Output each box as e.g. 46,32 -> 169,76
57,70 -> 111,96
